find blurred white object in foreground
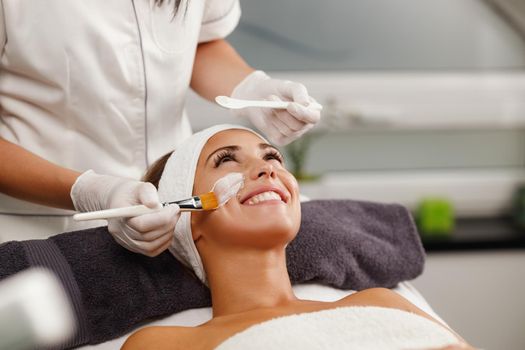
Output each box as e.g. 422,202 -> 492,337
0,268 -> 76,350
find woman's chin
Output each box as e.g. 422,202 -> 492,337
239,222 -> 298,248
241,206 -> 298,236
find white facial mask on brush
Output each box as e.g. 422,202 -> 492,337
212,172 -> 244,207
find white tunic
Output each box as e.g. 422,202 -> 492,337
0,0 -> 240,240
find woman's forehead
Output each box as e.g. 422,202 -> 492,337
203,129 -> 266,152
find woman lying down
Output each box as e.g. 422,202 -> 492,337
122,125 -> 475,350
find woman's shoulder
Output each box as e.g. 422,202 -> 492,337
337,287 -> 414,312
121,325 -> 203,350
335,287 -> 451,330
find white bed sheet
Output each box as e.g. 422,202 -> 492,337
77,281 -> 443,350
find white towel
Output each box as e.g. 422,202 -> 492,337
215,306 -> 459,350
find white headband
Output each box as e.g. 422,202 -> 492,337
158,124 -> 266,284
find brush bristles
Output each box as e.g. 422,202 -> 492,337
199,192 -> 219,210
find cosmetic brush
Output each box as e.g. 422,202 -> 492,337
72,193 -> 218,221
73,172 -> 244,221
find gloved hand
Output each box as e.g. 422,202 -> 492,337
71,170 -> 180,257
231,70 -> 322,146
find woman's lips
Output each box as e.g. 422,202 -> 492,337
239,186 -> 289,205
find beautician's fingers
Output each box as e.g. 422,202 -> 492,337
276,123 -> 315,146
118,223 -> 173,244
136,182 -> 163,209
275,80 -> 321,123
126,205 -> 180,235
107,205 -> 178,256
269,113 -> 293,138
273,110 -> 309,135
109,223 -> 173,257
133,231 -> 174,257
138,226 -> 175,242
275,80 -> 310,106
295,122 -> 315,137
148,237 -> 174,257
268,96 -> 307,132
287,100 -> 321,124
275,109 -> 308,131
258,117 -> 287,146
111,233 -> 141,254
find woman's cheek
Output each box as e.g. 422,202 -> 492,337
283,172 -> 300,196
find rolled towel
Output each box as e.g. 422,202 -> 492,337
216,306 -> 459,350
288,199 -> 425,289
0,199 -> 424,348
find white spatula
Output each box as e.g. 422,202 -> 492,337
215,96 -> 323,111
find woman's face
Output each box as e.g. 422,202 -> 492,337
191,129 -> 301,250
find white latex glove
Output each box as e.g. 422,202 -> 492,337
71,170 -> 180,257
231,70 -> 321,146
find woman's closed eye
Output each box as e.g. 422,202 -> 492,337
263,150 -> 284,164
213,149 -> 284,168
213,150 -> 238,168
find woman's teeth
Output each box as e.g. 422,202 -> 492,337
245,191 -> 282,205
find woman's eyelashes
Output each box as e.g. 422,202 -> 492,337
212,149 -> 284,168
263,150 -> 284,164
213,150 -> 237,167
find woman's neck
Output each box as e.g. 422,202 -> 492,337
205,248 -> 298,317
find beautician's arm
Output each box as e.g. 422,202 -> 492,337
190,39 -> 254,101
0,138 -> 79,209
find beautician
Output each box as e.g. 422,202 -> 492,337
0,1 -> 320,255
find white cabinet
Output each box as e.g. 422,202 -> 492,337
412,251 -> 525,350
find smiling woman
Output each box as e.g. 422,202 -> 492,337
191,128 -> 300,269
123,125 -> 473,350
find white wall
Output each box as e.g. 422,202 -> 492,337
228,0 -> 525,70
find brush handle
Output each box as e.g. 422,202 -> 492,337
73,205 -> 161,221
72,200 -> 202,221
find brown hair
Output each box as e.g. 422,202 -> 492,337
142,151 -> 173,189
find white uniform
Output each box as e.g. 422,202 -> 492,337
0,0 -> 240,241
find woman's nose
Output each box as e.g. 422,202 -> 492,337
248,160 -> 276,180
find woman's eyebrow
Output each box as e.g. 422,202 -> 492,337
259,143 -> 280,153
205,145 -> 240,164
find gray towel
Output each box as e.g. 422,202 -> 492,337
0,199 -> 424,348
288,200 -> 425,288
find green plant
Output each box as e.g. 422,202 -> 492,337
284,133 -> 320,181
416,197 -> 455,238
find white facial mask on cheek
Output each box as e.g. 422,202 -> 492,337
211,172 -> 244,207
